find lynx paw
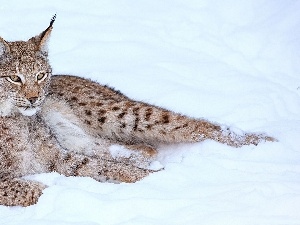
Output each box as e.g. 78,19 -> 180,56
0,179 -> 46,207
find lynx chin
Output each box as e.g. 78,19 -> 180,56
0,15 -> 276,207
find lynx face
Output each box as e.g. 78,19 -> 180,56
0,22 -> 53,116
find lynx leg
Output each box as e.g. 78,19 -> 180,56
54,151 -> 155,183
0,179 -> 46,207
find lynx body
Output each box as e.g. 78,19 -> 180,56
0,16 -> 274,206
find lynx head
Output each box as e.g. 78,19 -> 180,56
0,15 -> 56,116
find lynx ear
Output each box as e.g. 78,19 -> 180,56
0,37 -> 10,56
31,14 -> 56,54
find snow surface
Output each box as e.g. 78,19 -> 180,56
1,1 -> 300,224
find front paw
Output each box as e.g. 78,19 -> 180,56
0,179 -> 46,207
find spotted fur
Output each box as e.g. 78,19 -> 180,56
49,75 -> 274,148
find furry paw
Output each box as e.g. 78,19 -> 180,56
0,179 -> 46,207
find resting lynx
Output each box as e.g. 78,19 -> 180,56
0,16 -> 274,206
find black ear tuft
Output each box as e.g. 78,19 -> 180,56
40,14 -> 57,42
34,14 -> 57,53
49,14 -> 56,28
42,14 -> 56,37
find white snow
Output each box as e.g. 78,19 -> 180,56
1,0 -> 300,224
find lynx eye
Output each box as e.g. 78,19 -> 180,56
6,75 -> 22,85
36,72 -> 47,82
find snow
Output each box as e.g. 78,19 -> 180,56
1,0 -> 300,224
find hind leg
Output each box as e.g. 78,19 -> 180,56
54,151 -> 155,183
41,98 -> 158,169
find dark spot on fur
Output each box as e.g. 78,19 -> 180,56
159,130 -> 166,135
85,120 -> 91,125
145,108 -> 153,121
162,114 -> 170,124
145,124 -> 152,129
98,117 -> 106,123
79,102 -> 87,106
70,96 -> 78,101
5,137 -> 13,142
48,162 -> 56,171
133,107 -> 139,115
174,126 -> 181,130
173,123 -> 188,131
112,106 -> 120,111
154,120 -> 160,125
98,109 -> 106,115
118,112 -> 126,118
120,123 -> 126,128
82,158 -> 89,165
85,110 -> 92,116
133,117 -> 139,131
1,125 -> 8,130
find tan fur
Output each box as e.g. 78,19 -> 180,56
0,16 -> 275,206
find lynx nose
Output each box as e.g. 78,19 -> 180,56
28,97 -> 38,104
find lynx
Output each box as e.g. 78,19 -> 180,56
0,16 -> 275,206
